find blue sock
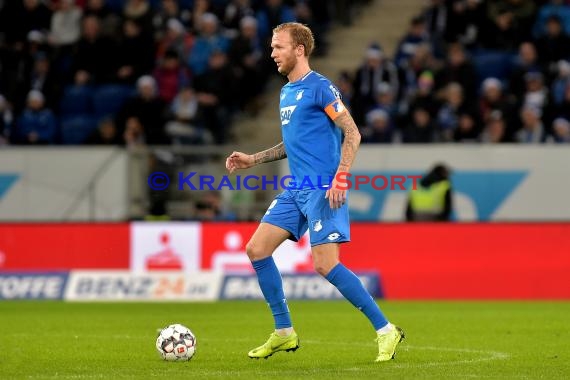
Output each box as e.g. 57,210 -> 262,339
326,263 -> 388,330
251,256 -> 292,329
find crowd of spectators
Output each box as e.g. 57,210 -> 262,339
339,0 -> 570,144
3,0 -> 569,147
0,0 -> 361,146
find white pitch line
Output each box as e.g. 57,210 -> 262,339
301,339 -> 511,368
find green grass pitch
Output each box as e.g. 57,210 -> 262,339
0,301 -> 568,379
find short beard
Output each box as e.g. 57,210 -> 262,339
277,66 -> 290,76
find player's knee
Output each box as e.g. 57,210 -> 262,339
246,240 -> 266,261
313,261 -> 333,277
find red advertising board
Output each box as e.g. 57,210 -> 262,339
341,223 -> 570,299
202,222 -> 570,300
200,223 -> 258,271
1,222 -> 569,299
0,224 -> 129,270
200,223 -> 314,273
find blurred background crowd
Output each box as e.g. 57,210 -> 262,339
0,0 -> 360,146
346,0 -> 570,144
0,0 -> 569,148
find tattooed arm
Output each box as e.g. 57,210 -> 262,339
334,112 -> 361,174
325,111 -> 361,208
253,141 -> 287,164
226,142 -> 287,173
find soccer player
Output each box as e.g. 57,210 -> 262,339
225,22 -> 404,362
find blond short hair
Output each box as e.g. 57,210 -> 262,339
273,22 -> 314,57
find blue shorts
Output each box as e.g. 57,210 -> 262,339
261,189 -> 350,246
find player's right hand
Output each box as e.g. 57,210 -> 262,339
226,151 -> 255,173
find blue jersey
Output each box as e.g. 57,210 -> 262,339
279,71 -> 347,189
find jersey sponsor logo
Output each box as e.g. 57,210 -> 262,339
329,84 -> 341,99
280,105 -> 297,125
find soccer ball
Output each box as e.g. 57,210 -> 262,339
156,323 -> 197,361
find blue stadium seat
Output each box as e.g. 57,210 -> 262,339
60,85 -> 94,116
92,84 -> 134,118
471,50 -> 516,86
60,116 -> 98,145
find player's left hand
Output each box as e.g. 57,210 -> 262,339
325,177 -> 347,209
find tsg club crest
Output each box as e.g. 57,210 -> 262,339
312,220 -> 323,232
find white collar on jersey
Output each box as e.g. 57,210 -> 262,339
300,70 -> 313,81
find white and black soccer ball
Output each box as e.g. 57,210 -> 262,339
156,324 -> 197,361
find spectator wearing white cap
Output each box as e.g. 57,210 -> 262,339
14,90 -> 57,144
479,77 -> 514,128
